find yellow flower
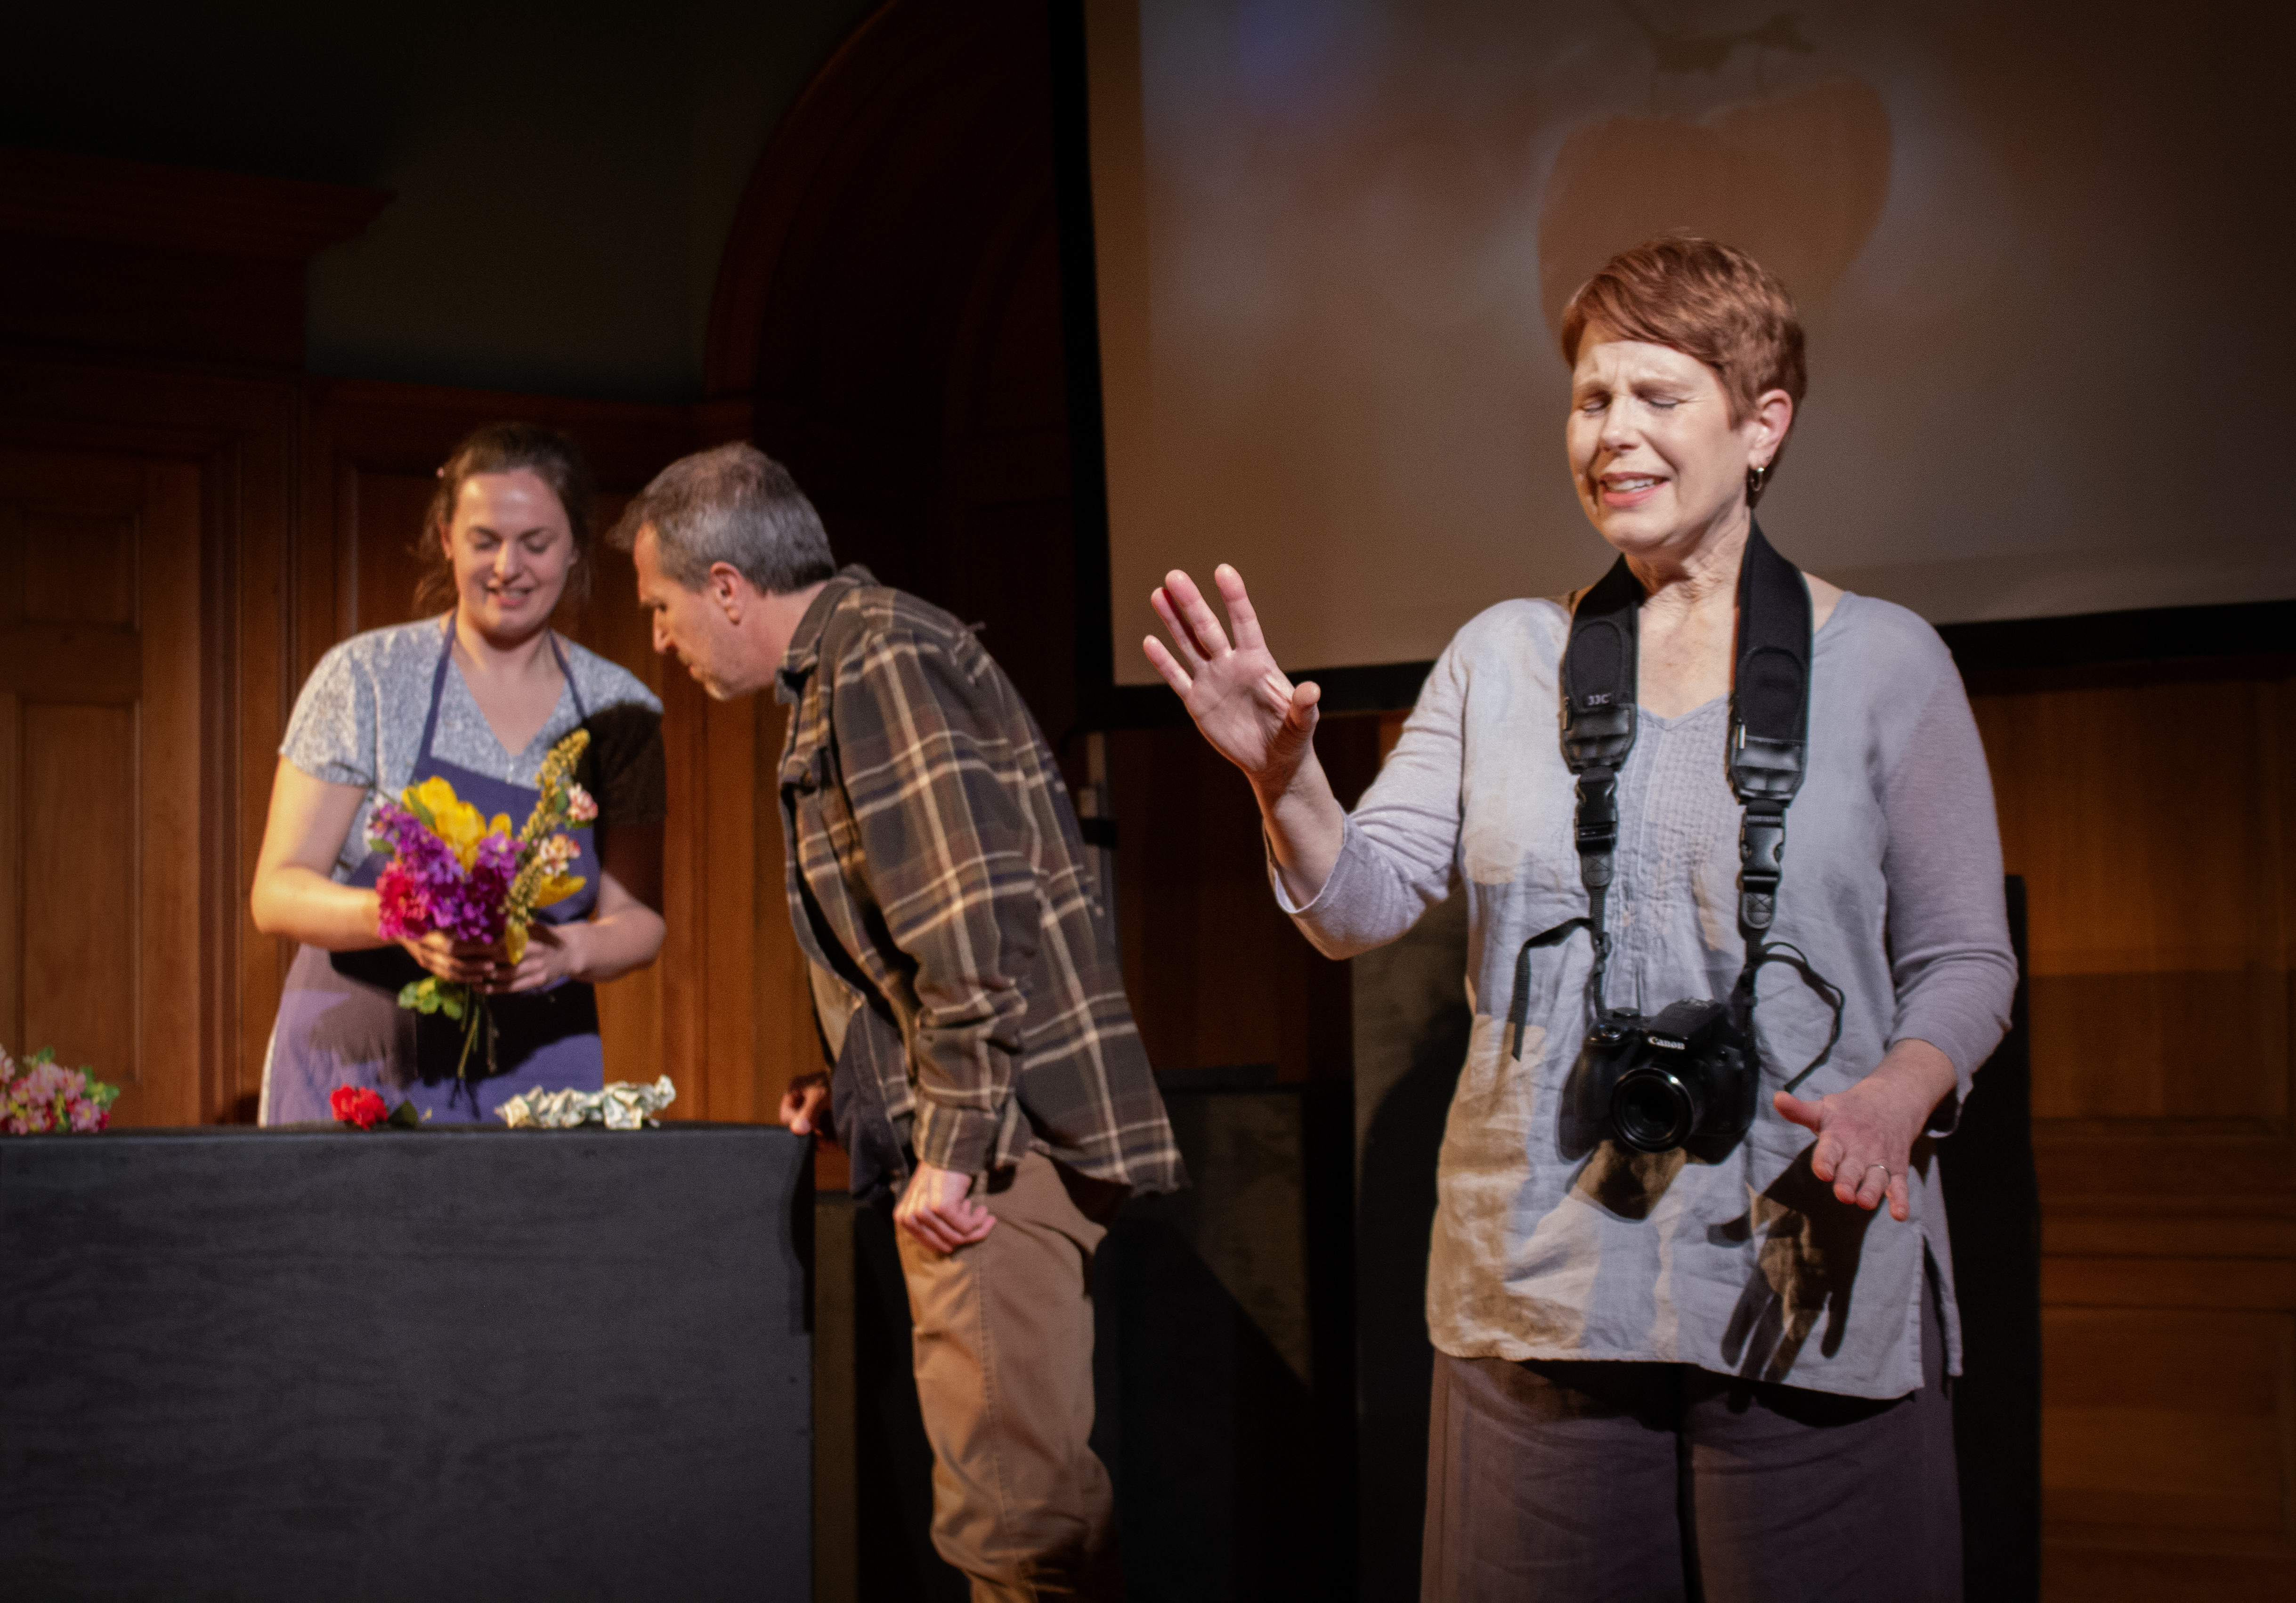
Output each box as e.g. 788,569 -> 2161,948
503,875 -> 584,964
532,873 -> 587,910
403,776 -> 513,870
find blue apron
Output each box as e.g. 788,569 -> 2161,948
263,623 -> 606,1124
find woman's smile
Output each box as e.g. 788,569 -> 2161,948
1598,470 -> 1666,509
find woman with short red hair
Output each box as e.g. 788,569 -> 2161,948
1148,236 -> 2013,1599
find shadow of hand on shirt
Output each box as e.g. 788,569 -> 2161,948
1559,1036 -> 1749,1221
1571,1142 -> 1689,1220
1710,1147 -> 1881,1383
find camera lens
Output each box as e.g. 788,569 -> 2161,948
1613,1066 -> 1699,1152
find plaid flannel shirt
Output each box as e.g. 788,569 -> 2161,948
773,570 -> 1185,1199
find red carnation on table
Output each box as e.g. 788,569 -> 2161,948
330,1085 -> 389,1131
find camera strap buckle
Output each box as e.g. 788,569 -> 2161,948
1737,802 -> 1786,931
1573,766 -> 1620,889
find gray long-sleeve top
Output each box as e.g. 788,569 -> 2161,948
1283,591 -> 2016,1398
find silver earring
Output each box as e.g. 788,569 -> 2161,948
1746,462 -> 1770,497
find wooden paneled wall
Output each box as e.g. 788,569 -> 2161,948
1109,718 -> 1377,1083
0,350 -> 308,1131
1970,655 -> 2296,1600
0,443 -> 201,1124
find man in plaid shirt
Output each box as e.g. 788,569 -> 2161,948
615,443 -> 1182,1600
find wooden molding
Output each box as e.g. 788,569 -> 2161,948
0,149 -> 389,370
700,0 -> 902,400
699,0 -> 1054,405
310,377 -> 698,490
0,623 -> 139,703
0,146 -> 389,262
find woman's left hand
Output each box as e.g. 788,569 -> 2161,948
1773,1038 -> 1958,1222
495,920 -> 588,994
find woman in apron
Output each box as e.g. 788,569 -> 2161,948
250,421 -> 666,1124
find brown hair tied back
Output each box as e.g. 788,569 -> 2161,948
413,421 -> 597,614
1559,236 -> 1806,488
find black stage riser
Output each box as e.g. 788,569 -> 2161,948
0,1125 -> 812,1603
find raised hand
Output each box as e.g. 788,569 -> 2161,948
1143,563 -> 1345,903
1144,564 -> 1322,800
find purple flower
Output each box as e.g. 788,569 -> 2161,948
368,802 -> 520,945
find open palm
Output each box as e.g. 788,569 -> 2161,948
1144,565 -> 1320,794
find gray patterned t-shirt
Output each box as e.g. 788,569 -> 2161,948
280,616 -> 665,882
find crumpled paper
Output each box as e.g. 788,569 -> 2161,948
495,1076 -> 677,1131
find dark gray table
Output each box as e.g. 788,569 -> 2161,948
0,1123 -> 811,1602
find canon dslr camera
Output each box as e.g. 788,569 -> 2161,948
1582,998 -> 1757,1153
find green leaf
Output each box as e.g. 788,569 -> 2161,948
385,1099 -> 420,1129
395,978 -> 466,1017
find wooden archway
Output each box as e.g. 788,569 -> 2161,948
702,0 -> 1081,749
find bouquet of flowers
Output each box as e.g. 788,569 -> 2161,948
366,728 -> 596,1086
0,1044 -> 122,1134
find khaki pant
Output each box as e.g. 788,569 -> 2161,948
896,1151 -> 1126,1602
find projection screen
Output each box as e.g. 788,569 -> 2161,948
1080,0 -> 2296,689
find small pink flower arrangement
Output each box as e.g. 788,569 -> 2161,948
0,1044 -> 122,1134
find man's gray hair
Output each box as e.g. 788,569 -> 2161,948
608,442 -> 836,595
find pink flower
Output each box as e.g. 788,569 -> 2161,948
374,860 -> 431,943
565,784 -> 598,824
0,1048 -> 115,1134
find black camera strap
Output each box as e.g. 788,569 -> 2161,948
1508,525 -> 1842,1087
1726,523 -> 1811,934
1553,555 -> 1644,1012
1501,553 -> 1640,1061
